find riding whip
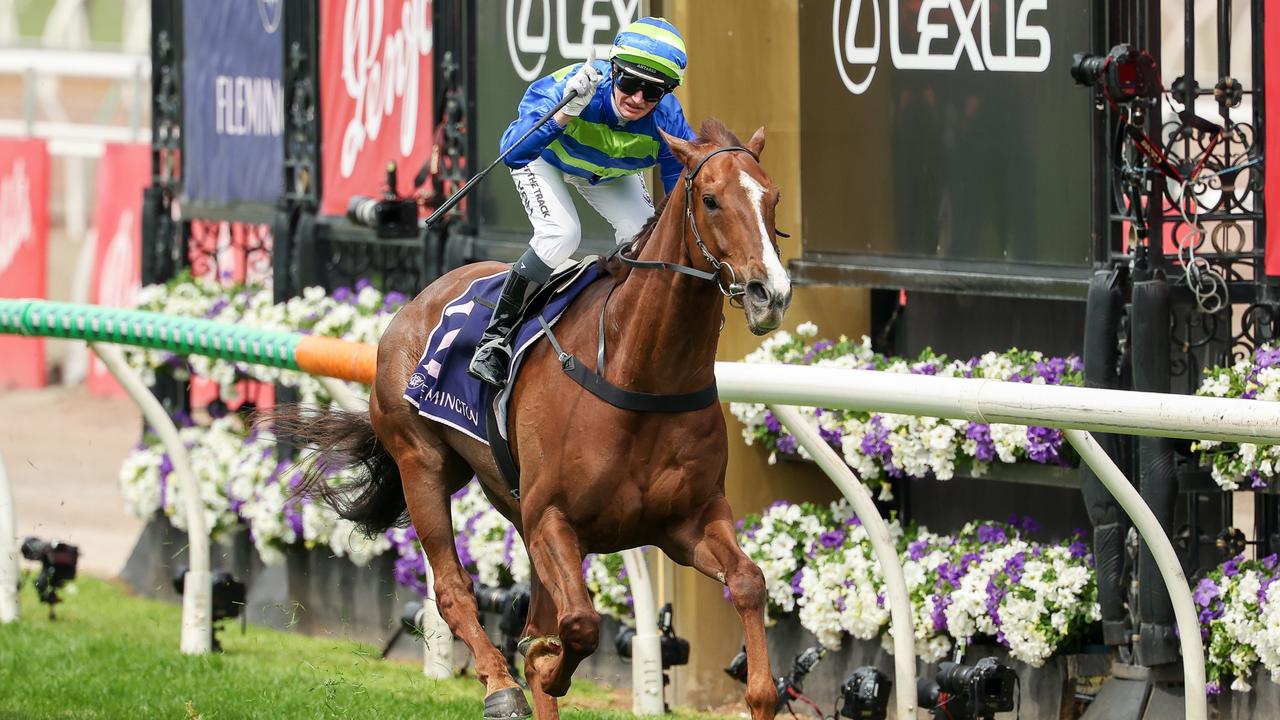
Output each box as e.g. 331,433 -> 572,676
422,90 -> 579,229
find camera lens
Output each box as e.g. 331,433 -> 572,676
347,196 -> 380,228
1070,51 -> 1107,87
20,536 -> 49,561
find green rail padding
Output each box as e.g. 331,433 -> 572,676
0,299 -> 302,370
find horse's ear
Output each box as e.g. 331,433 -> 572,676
659,129 -> 699,169
747,126 -> 765,158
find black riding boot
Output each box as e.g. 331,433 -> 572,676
469,249 -> 553,387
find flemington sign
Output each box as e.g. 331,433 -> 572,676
802,0 -> 1092,297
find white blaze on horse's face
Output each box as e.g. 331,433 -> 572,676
739,170 -> 791,298
737,169 -> 792,335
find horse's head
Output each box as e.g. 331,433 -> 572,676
660,121 -> 792,335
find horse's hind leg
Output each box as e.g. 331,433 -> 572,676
379,413 -> 530,718
664,495 -> 778,720
522,509 -> 600,699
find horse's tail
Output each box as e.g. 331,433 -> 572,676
261,404 -> 407,536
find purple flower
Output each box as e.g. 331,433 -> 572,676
776,434 -> 798,455
205,298 -> 230,318
1206,680 -> 1221,696
1068,539 -> 1088,559
965,423 -> 996,462
907,539 -> 929,561
1264,554 -> 1279,571
790,571 -> 805,597
764,411 -> 781,434
912,362 -> 939,376
354,278 -> 372,291
977,524 -> 1008,545
383,291 -> 407,310
819,426 -> 843,447
860,415 -> 894,465
819,529 -> 846,549
1255,346 -> 1280,369
1223,555 -> 1242,577
930,594 -> 951,632
1025,425 -> 1066,465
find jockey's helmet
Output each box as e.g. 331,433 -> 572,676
610,17 -> 686,89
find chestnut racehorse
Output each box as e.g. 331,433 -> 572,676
281,120 -> 791,719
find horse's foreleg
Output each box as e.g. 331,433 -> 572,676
524,509 -> 600,698
521,571 -> 563,720
398,453 -> 528,716
672,496 -> 778,720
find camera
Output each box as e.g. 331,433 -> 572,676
20,536 -> 78,616
475,582 -> 531,640
347,161 -> 420,238
173,566 -> 247,651
1070,44 -> 1160,104
774,646 -> 824,712
616,602 -> 690,669
839,666 -> 891,719
917,657 -> 1017,720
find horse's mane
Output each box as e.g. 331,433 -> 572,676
605,119 -> 742,276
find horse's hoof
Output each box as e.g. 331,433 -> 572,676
483,687 -> 532,719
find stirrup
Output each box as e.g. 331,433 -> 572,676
469,337 -> 514,386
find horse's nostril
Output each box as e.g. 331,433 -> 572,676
746,281 -> 768,303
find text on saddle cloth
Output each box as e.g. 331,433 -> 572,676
403,261 -> 604,445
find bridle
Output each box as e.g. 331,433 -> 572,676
616,145 -> 759,304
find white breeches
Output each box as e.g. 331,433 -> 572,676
510,158 -> 655,268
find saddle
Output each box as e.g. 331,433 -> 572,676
405,249 -> 718,502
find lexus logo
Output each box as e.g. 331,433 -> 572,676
832,0 -> 1052,96
505,0 -> 640,82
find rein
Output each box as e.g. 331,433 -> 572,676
615,145 -> 758,303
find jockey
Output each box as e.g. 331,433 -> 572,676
469,16 -> 697,387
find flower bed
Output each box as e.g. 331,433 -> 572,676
737,501 -> 1100,667
120,276 -> 637,625
1197,553 -> 1280,694
729,323 -> 1083,499
1193,345 -> 1280,491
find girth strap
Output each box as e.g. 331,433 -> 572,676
537,314 -> 719,413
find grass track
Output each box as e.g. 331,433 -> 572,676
0,576 -> 728,720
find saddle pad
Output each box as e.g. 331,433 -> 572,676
404,263 -> 605,444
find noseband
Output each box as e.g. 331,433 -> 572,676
616,145 -> 758,304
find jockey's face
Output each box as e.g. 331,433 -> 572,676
613,84 -> 659,121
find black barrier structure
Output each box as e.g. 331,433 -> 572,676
1079,0 -> 1270,716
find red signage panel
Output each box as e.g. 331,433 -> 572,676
0,138 -> 50,388
88,143 -> 151,397
318,0 -> 434,216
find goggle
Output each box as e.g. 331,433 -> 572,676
611,64 -> 672,102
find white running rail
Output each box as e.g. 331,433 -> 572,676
712,360 -> 1280,720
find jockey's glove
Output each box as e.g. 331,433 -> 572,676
562,49 -> 602,117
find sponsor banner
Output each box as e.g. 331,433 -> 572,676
183,0 -> 284,204
799,0 -> 1092,294
88,143 -> 151,397
0,138 -> 50,388
187,220 -> 274,287
319,0 -> 435,216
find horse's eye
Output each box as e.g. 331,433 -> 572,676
702,194 -> 718,211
